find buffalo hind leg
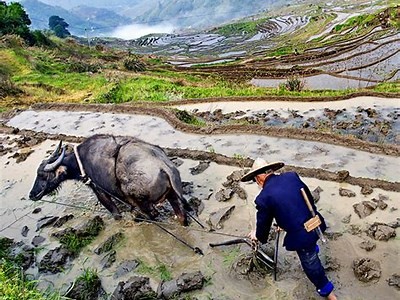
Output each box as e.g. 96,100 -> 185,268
92,188 -> 122,220
167,191 -> 188,226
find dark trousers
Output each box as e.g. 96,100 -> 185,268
296,245 -> 331,296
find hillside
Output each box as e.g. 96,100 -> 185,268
1,2 -> 399,110
18,0 -> 133,36
12,0 -> 292,37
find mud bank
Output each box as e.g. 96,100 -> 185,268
10,102 -> 398,157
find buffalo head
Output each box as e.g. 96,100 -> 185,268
29,141 -> 67,201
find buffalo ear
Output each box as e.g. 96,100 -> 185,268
55,165 -> 67,177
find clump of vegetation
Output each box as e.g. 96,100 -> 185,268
123,55 -> 146,72
283,76 -> 305,92
174,109 -> 205,126
66,268 -> 102,300
66,60 -> 101,73
222,246 -> 241,267
214,19 -> 265,36
136,259 -> 173,281
0,72 -> 22,99
58,217 -> 104,255
0,237 -> 61,299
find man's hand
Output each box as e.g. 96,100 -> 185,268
248,229 -> 257,241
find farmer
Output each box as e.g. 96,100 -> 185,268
241,158 -> 337,300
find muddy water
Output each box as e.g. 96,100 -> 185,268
175,96 -> 399,116
7,109 -> 400,182
251,74 -> 376,90
1,137 -> 399,299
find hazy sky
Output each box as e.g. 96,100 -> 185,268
109,22 -> 176,39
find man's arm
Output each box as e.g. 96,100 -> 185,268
255,201 -> 273,244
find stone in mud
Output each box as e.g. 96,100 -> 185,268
9,242 -> 35,270
387,274 -> 400,290
222,170 -> 247,200
215,188 -> 234,202
324,256 -> 340,272
36,216 -> 59,231
207,205 -> 235,230
171,157 -> 184,168
39,246 -> 74,274
311,186 -> 323,203
21,225 -> 29,237
111,276 -> 157,300
76,216 -> 105,238
353,201 -> 377,218
11,149 -> 34,163
32,207 -> 41,214
32,235 -> 45,246
94,232 -> 124,255
189,161 -> 210,175
346,224 -> 363,236
182,181 -> 193,195
359,240 -> 376,252
232,183 -> 247,200
367,223 -> 396,241
66,270 -> 104,300
353,258 -> 381,282
336,170 -> 349,182
371,197 -> 388,210
223,170 -> 246,185
324,231 -> 343,241
157,271 -> 205,299
53,214 -> 74,227
387,218 -> 400,229
114,260 -> 140,279
51,227 -> 75,239
101,250 -> 116,269
339,187 -> 356,197
360,185 -> 373,195
341,214 -> 351,224
187,196 -> 204,215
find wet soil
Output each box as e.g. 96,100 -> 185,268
1,135 -> 399,300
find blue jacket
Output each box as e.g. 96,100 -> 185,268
255,172 -> 326,251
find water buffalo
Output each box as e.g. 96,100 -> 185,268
29,134 -> 190,225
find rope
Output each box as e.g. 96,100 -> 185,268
0,211 -> 32,233
37,198 -> 245,239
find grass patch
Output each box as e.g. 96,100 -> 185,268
371,81 -> 400,93
58,232 -> 96,255
58,217 -> 104,255
0,237 -> 62,300
174,109 -> 206,126
136,259 -> 173,281
213,19 -> 266,36
222,247 -> 241,267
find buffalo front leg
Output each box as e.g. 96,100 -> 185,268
92,188 -> 122,220
126,196 -> 159,221
167,192 -> 188,226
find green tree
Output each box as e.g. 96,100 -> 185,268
0,1 -> 31,39
48,15 -> 70,38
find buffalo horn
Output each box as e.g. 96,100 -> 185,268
48,141 -> 63,161
44,146 -> 66,172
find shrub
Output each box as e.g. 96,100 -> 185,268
30,30 -> 54,47
284,76 -> 305,92
0,73 -> 22,98
66,60 -> 101,73
123,56 -> 146,72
